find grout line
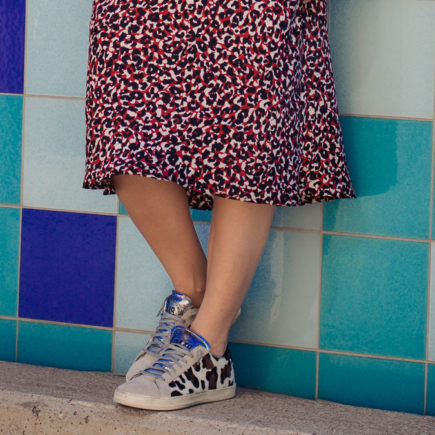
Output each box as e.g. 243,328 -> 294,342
339,113 -> 433,122
18,317 -> 113,331
322,230 -> 430,243
115,327 -> 154,335
16,0 -> 29,363
315,202 -> 324,400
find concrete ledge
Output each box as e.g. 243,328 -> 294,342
0,361 -> 434,434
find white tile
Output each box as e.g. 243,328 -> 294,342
115,216 -> 172,330
272,202 -> 322,231
23,97 -> 117,213
229,229 -> 321,349
114,330 -> 151,374
25,0 -> 92,97
329,0 -> 435,118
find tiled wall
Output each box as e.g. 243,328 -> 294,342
1,0 -> 435,417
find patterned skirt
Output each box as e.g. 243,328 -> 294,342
83,0 -> 356,210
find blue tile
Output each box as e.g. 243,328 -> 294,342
0,319 -> 16,362
0,95 -> 22,205
17,320 -> 112,371
320,235 -> 428,360
319,353 -> 425,414
114,331 -> 151,374
25,0 -> 92,97
324,117 -> 432,239
23,97 -> 117,213
230,342 -> 316,399
329,0 -> 435,119
0,208 -> 20,317
427,363 -> 435,416
0,0 -> 25,93
229,230 -> 321,349
19,209 -> 116,327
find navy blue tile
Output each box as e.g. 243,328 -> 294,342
19,209 -> 116,327
230,342 -> 316,399
0,0 -> 25,93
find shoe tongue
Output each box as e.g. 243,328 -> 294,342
164,290 -> 194,316
170,326 -> 210,351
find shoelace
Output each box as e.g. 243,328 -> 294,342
141,343 -> 192,379
143,304 -> 182,357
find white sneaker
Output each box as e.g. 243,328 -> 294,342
114,326 -> 236,411
125,290 -> 198,381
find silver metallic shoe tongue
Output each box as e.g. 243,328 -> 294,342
164,290 -> 194,316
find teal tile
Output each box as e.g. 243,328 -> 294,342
229,230 -> 321,348
429,242 -> 435,361
319,353 -> 425,414
17,321 -> 112,371
230,342 -> 316,399
191,209 -> 211,222
114,330 -> 151,374
272,203 -> 321,230
0,319 -> 16,362
25,0 -> 92,97
119,202 -> 127,215
116,217 -> 209,330
0,95 -> 22,205
329,0 -> 435,118
320,235 -> 427,360
427,363 -> 435,416
0,208 -> 20,317
324,117 -> 432,239
23,97 -> 117,213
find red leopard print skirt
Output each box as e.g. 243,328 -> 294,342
83,0 -> 356,210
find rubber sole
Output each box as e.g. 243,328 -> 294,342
113,385 -> 237,411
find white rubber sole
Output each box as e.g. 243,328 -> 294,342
113,385 -> 237,411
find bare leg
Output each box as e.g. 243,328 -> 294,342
112,175 -> 207,307
190,196 -> 276,356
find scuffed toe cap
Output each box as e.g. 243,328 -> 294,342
115,375 -> 161,399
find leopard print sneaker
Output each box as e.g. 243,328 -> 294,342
114,325 -> 236,410
125,290 -> 198,381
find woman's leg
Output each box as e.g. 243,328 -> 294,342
112,174 -> 207,307
190,196 -> 276,356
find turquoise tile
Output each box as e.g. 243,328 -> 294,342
230,342 -> 316,399
229,229 -> 321,348
329,0 -> 435,118
0,95 -> 22,205
116,216 -> 209,330
25,0 -> 92,97
17,321 -> 112,371
0,208 -> 20,317
23,97 -> 117,213
320,235 -> 427,360
119,202 -> 127,215
427,363 -> 435,416
191,209 -> 211,222
428,242 -> 435,361
0,319 -> 16,362
324,117 -> 432,239
114,330 -> 151,374
318,353 -> 425,414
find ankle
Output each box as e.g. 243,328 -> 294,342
174,286 -> 205,308
189,325 -> 228,358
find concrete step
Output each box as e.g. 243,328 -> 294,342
0,361 -> 434,434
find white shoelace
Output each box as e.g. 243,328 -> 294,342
143,305 -> 183,357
